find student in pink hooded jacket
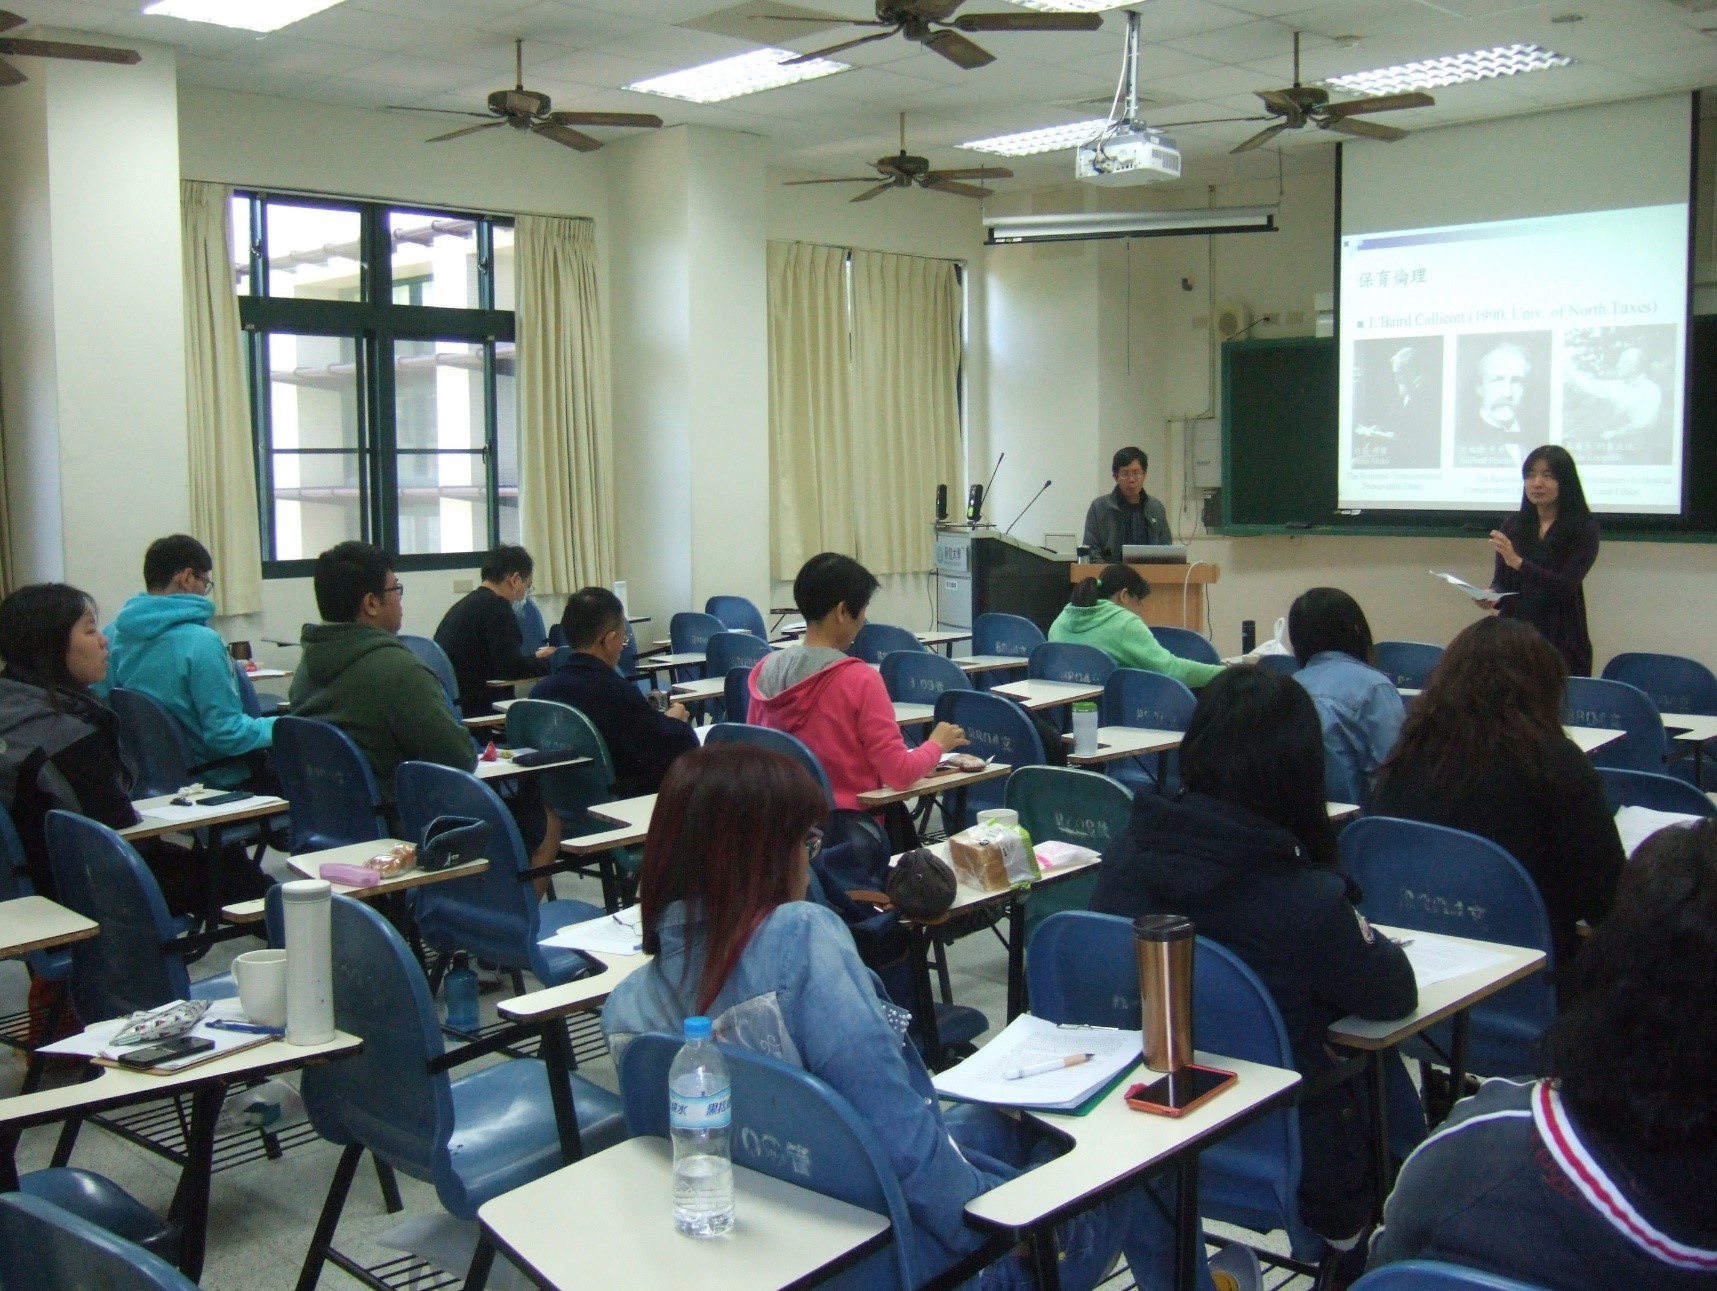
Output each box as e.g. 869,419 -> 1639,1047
749,553 -> 967,811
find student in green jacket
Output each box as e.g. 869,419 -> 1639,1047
1049,563 -> 1225,689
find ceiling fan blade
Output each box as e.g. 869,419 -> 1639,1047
783,176 -> 884,185
0,36 -> 138,65
921,28 -> 993,69
0,11 -> 25,33
850,181 -> 897,203
950,12 -> 1102,32
1256,89 -> 1301,119
924,177 -> 993,199
532,120 -> 602,152
928,166 -> 1012,181
387,105 -> 494,118
1322,115 -> 1407,142
784,27 -> 899,64
427,120 -> 506,143
548,111 -> 663,129
1231,121 -> 1291,154
0,55 -> 22,85
1321,91 -> 1434,119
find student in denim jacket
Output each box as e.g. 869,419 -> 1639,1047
602,743 -> 1219,1291
1288,588 -> 1405,808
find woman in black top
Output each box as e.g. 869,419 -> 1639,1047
1486,445 -> 1599,676
1092,667 -> 1417,1248
0,584 -> 138,897
1372,616 -> 1624,990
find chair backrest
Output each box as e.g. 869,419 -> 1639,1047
1340,816 -> 1557,1073
271,716 -> 387,854
619,1033 -> 916,1291
1564,676 -> 1668,773
44,811 -> 188,1021
547,622 -> 567,649
503,699 -> 617,830
1027,641 -> 1116,687
108,688 -> 194,798
0,810 -> 69,981
705,630 -> 771,678
297,893 -> 458,1199
704,595 -> 768,639
723,668 -> 752,725
515,597 -> 549,653
847,622 -> 926,665
971,613 -> 1044,660
703,724 -> 834,809
398,635 -> 459,709
1101,668 -> 1197,731
1372,641 -> 1445,690
932,691 -> 1044,826
1151,626 -> 1221,665
1004,766 -> 1131,854
879,651 -> 971,705
669,611 -> 724,655
1350,1261 -> 1553,1291
230,658 -> 265,719
1596,766 -> 1717,817
0,1193 -> 197,1291
1253,652 -> 1300,677
395,762 -> 550,978
1601,651 -> 1717,716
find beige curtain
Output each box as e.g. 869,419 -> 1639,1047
850,250 -> 963,576
181,180 -> 263,616
0,363 -> 14,595
767,241 -> 855,579
515,215 -> 615,593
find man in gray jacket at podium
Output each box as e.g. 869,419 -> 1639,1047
1082,447 -> 1171,561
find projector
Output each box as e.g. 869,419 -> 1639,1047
1076,127 -> 1182,187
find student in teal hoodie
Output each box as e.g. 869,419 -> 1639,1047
1049,563 -> 1225,690
99,535 -> 273,789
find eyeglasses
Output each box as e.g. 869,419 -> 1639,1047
200,573 -> 217,595
382,582 -> 405,599
803,827 -> 824,862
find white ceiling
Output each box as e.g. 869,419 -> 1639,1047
11,0 -> 1717,189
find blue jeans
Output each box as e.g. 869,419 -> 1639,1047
945,1103 -> 1216,1291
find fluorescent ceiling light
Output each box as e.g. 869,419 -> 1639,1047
1007,1 -> 1135,10
984,207 -> 1277,245
141,0 -> 347,32
961,119 -> 1108,157
627,47 -> 849,103
1324,43 -> 1572,96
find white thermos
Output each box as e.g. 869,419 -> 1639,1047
282,879 -> 335,1046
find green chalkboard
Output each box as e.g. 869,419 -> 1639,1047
1220,337 -> 1338,528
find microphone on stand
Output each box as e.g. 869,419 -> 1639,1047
1003,481 -> 1053,537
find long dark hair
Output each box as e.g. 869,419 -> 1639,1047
637,744 -> 828,1014
1544,819 -> 1717,1149
1070,562 -> 1148,609
1287,587 -> 1374,668
1512,444 -> 1591,562
0,583 -> 99,710
1180,667 -> 1339,870
1376,617 -> 1565,798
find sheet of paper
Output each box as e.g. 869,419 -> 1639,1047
1431,571 -> 1515,602
133,794 -> 283,824
39,999 -> 270,1070
1614,805 -> 1702,858
1399,935 -> 1513,989
540,905 -> 644,956
932,1014 -> 1140,1110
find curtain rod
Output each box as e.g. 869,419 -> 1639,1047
768,237 -> 967,268
182,174 -> 598,225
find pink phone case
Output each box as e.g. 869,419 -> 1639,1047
319,862 -> 384,888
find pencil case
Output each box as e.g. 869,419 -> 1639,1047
319,862 -> 384,888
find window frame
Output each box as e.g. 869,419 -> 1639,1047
233,191 -> 517,578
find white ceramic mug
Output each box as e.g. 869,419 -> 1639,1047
232,949 -> 288,1028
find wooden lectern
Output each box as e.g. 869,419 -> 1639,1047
1068,562 -> 1219,632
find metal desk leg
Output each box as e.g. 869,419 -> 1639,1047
1006,895 -> 1027,1020
1447,1009 -> 1471,1115
538,1018 -> 587,1166
907,924 -> 944,1070
167,1084 -> 223,1281
1174,1155 -> 1202,1291
1369,1051 -> 1390,1223
1029,1228 -> 1063,1291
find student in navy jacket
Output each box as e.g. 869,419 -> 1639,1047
530,588 -> 697,799
1092,666 -> 1418,1249
1370,819 -> 1717,1288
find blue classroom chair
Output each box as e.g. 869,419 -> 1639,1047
931,690 -> 1044,829
270,717 -> 387,854
848,622 -> 926,665
1027,641 -> 1115,688
1373,641 -> 1444,691
514,597 -> 548,654
703,723 -> 834,808
1101,669 -> 1198,796
398,634 -> 459,710
1602,651 -> 1717,784
1596,766 -> 1715,818
1004,766 -> 1130,936
1153,626 -> 1221,666
880,650 -> 971,705
1563,676 -> 1670,775
705,594 -> 768,639
1351,1262 -> 1553,1290
0,1192 -> 192,1291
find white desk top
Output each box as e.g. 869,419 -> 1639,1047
955,654 -> 1031,675
474,752 -> 590,781
480,1137 -> 891,1291
1066,725 -> 1181,767
1327,925 -> 1546,1051
0,895 -> 97,960
1565,725 -> 1624,755
886,840 -> 1100,921
560,793 -> 657,856
121,792 -> 289,842
1661,712 -> 1717,743
286,839 -> 489,897
671,676 -> 728,703
243,667 -> 289,680
1327,802 -> 1362,823
636,651 -> 706,674
499,950 -> 651,1022
856,761 -> 1012,809
964,1051 -> 1300,1232
917,630 -> 971,647
990,679 -> 1104,711
893,701 -> 935,726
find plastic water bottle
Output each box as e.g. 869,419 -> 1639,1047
668,1016 -> 734,1237
444,954 -> 480,1033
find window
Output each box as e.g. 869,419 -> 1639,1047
232,193 -> 517,574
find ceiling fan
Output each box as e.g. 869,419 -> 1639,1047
786,113 -> 1011,201
390,39 -> 662,153
1161,31 -> 1434,154
771,1 -> 1102,72
0,10 -> 139,87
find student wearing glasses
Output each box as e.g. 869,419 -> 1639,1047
434,544 -> 556,718
99,534 -> 274,789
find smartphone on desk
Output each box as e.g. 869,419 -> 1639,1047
116,1035 -> 216,1069
1124,1064 -> 1237,1118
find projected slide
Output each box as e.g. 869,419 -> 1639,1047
1337,204 -> 1687,514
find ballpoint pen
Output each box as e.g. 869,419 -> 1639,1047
206,1019 -> 285,1036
